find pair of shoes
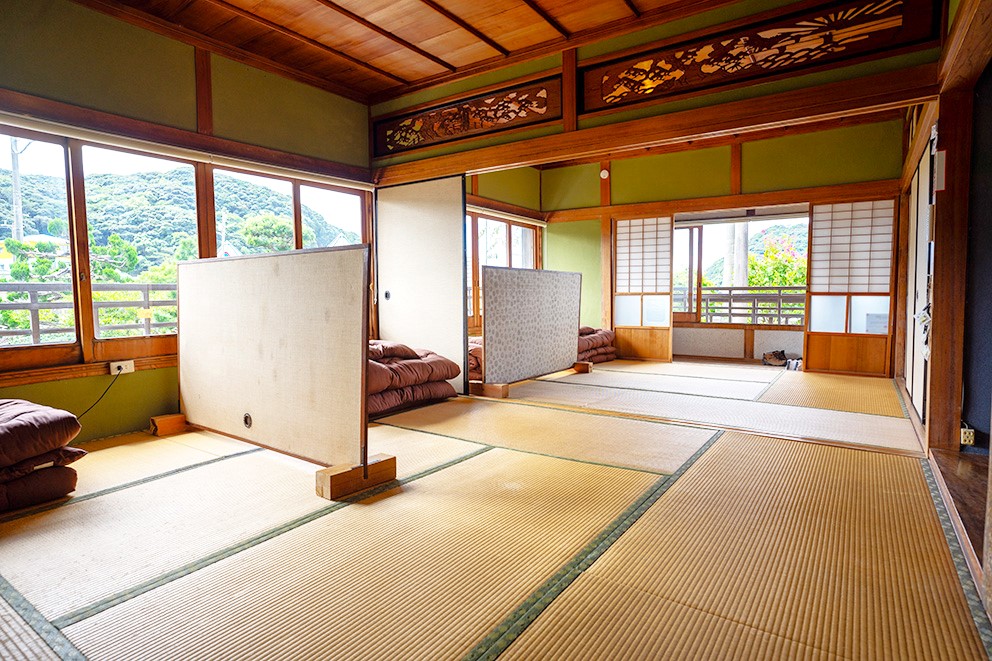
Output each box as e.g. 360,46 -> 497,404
762,350 -> 787,367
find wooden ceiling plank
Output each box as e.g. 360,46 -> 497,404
621,0 -> 641,18
67,0 -> 376,101
519,0 -> 569,37
199,0 -> 409,84
311,0 -> 457,71
374,64 -> 939,185
416,0 -> 510,56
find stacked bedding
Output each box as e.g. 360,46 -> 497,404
0,399 -> 85,512
367,341 -> 460,417
468,337 -> 483,381
578,326 -> 617,364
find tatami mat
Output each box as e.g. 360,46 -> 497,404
541,369 -> 768,400
759,370 -> 906,417
379,397 -> 715,474
0,596 -> 58,661
63,449 -> 657,661
501,433 -> 986,660
0,429 -> 481,622
508,380 -> 922,454
598,359 -> 780,382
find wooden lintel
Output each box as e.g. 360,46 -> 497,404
469,381 -> 510,398
374,65 -> 938,186
315,453 -> 397,501
938,0 -> 992,92
573,361 -> 593,373
150,413 -> 188,436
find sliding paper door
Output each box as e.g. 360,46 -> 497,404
375,177 -> 467,393
613,216 -> 673,361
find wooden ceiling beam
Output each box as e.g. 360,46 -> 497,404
519,0 -> 570,37
199,0 -> 409,85
416,0 -> 510,56
311,0 -> 456,72
938,0 -> 992,91
68,0 -> 372,102
620,0 -> 641,18
374,64 -> 939,185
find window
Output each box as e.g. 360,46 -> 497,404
614,217 -> 672,327
1,130 -> 75,348
82,146 -> 197,339
465,211 -> 541,333
673,206 -> 809,326
214,169 -> 294,256
299,185 -> 363,249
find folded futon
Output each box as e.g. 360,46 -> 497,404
367,341 -> 460,417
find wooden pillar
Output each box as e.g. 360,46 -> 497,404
600,161 -> 612,328
927,89 -> 974,450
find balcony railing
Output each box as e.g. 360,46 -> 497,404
0,282 -> 178,346
674,286 -> 806,326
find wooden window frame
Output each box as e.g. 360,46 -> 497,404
672,225 -> 702,323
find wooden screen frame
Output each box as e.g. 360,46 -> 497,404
672,224 -> 703,323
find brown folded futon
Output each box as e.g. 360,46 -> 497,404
0,399 -> 86,512
367,341 -> 460,417
578,326 -> 617,364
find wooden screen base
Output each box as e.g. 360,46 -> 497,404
315,453 -> 397,501
150,413 -> 188,436
469,381 -> 510,398
573,361 -> 593,373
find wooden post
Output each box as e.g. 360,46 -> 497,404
927,89 -> 973,450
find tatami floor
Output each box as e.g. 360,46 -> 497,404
1,360 -> 989,660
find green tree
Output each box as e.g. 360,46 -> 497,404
47,218 -> 68,238
239,213 -> 314,253
90,234 -> 139,282
747,235 -> 807,287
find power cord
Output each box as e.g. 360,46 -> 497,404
78,365 -> 125,420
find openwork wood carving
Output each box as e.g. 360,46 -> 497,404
374,78 -> 562,156
581,0 -> 937,112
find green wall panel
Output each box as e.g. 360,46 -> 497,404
612,147 -> 732,204
542,164 -> 601,210
741,120 -> 903,193
0,368 -> 179,444
212,56 -> 369,168
0,0 -> 196,130
477,168 -> 541,210
545,220 -> 602,327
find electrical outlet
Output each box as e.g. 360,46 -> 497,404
109,360 -> 135,375
961,427 -> 975,446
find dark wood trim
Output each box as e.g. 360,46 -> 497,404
375,65 -> 939,185
197,0 -> 407,85
195,163 -> 217,258
66,140 -> 95,363
194,48 -> 213,136
292,181 -> 304,250
901,101 -> 938,190
893,191 -> 911,379
599,161 -> 611,206
562,49 -> 578,132
92,335 -> 177,362
928,88 -> 973,449
67,0 -> 370,103
744,327 -> 755,359
938,0 -> 992,91
0,87 -> 372,183
601,216 -> 613,328
465,194 -> 544,221
312,0 -> 456,72
0,355 -> 177,389
415,0 -> 509,56
621,0 -> 641,17
730,142 -> 742,195
547,180 -> 902,223
520,0 -> 569,37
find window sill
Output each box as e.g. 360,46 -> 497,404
673,321 -> 805,331
0,355 -> 177,389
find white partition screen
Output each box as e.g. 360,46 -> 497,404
482,266 -> 582,384
178,246 -> 368,467
376,177 -> 467,393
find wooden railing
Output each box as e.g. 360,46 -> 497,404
674,286 -> 806,326
0,282 -> 178,345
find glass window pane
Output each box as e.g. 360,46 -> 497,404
214,169 -> 294,256
614,295 -> 640,326
479,218 -> 508,267
299,185 -> 362,249
849,295 -> 890,334
0,133 -> 76,346
465,216 -> 473,317
642,295 -> 671,327
83,146 -> 197,339
808,295 -> 847,333
511,225 -> 535,269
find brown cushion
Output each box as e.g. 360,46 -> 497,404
0,466 -> 77,513
0,399 -> 81,468
0,446 -> 87,483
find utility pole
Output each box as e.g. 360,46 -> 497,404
10,137 -> 29,242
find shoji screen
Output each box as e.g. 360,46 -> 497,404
805,200 -> 896,375
614,217 -> 673,360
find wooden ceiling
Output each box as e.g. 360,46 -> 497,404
75,0 -> 742,103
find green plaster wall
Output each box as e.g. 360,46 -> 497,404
542,164 -> 601,210
0,368 -> 179,444
545,220 -> 602,327
477,168 -> 541,210
0,0 -> 197,130
212,56 -> 369,168
611,147 -> 732,204
741,120 -> 903,192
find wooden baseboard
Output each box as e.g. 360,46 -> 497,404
316,453 -> 396,500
